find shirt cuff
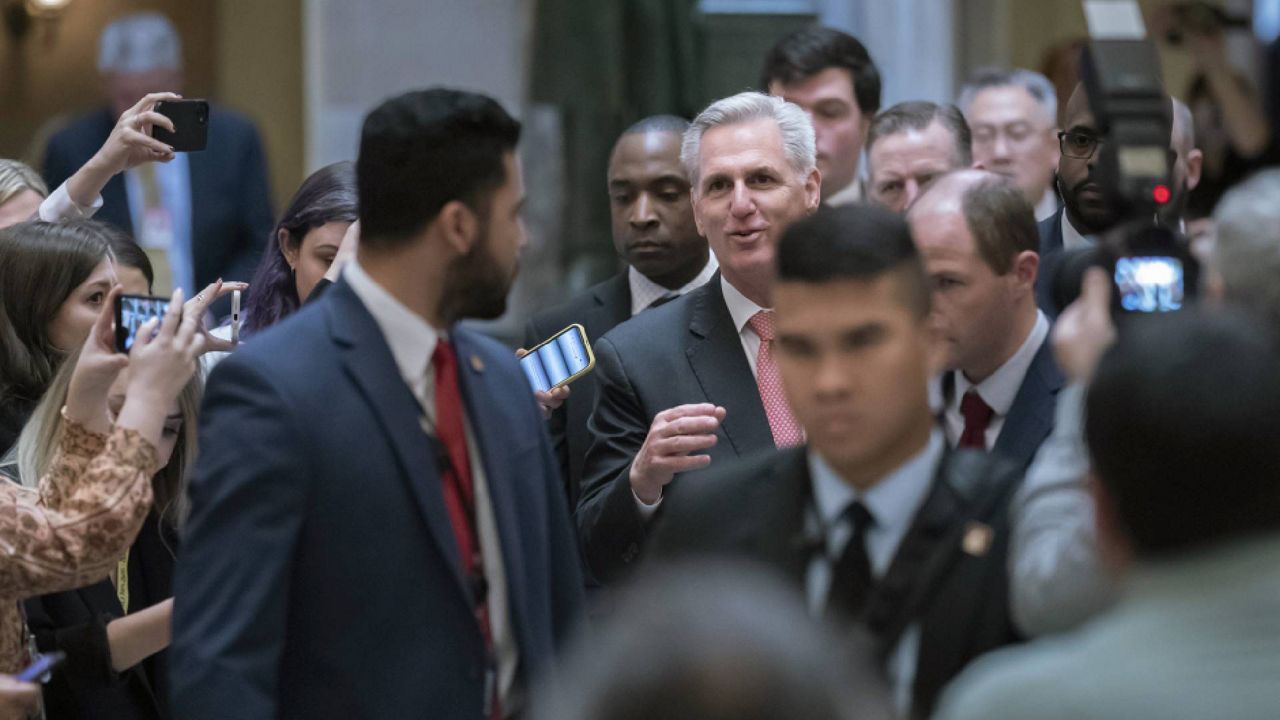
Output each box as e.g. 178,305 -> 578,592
633,488 -> 663,519
38,182 -> 103,222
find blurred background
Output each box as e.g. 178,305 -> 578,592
2,0 -> 1276,341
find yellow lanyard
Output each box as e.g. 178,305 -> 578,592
114,550 -> 129,614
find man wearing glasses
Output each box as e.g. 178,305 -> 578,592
958,69 -> 1062,222
1036,82 -> 1201,314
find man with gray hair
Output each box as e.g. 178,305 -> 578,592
577,91 -> 820,583
1211,169 -> 1280,333
958,68 -> 1062,221
866,101 -> 973,213
44,12 -> 272,310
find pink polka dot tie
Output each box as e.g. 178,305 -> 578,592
747,310 -> 805,448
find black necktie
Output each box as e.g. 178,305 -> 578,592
646,293 -> 678,311
827,500 -> 876,621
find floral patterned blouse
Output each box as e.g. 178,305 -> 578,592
0,419 -> 157,673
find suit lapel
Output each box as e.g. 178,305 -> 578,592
585,273 -> 632,341
327,282 -> 471,602
993,337 -> 1065,469
685,280 -> 773,456
450,329 -> 530,625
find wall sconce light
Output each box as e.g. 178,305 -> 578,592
4,0 -> 72,43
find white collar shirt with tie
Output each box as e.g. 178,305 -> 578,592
343,260 -> 519,707
627,254 -> 719,317
806,430 -> 944,716
944,310 -> 1050,450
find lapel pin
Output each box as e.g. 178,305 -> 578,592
469,354 -> 485,373
962,522 -> 994,557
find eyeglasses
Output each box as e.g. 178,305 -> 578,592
1058,131 -> 1103,160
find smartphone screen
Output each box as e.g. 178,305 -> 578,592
115,294 -> 172,353
520,324 -> 595,393
17,651 -> 64,683
1114,256 -> 1184,313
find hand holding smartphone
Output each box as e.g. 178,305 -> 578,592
17,651 -> 64,683
151,99 -> 209,152
520,324 -> 595,393
115,294 -> 175,353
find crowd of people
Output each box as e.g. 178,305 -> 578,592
0,8 -> 1277,720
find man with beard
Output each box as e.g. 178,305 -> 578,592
525,115 -> 715,508
170,89 -> 585,720
1037,85 -> 1201,313
577,92 -> 821,583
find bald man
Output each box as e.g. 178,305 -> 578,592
908,170 -> 1064,471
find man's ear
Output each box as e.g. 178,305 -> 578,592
277,228 -> 299,269
691,187 -> 706,238
1185,148 -> 1204,192
804,166 -> 822,211
1012,250 -> 1040,290
437,200 -> 479,255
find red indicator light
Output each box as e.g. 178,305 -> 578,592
1152,185 -> 1171,205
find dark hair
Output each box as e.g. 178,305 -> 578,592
1086,309 -> 1280,557
534,562 -> 887,720
958,173 -> 1039,274
760,26 -> 882,116
243,161 -> 358,334
867,101 -> 973,166
100,225 -> 154,291
776,204 -> 931,317
357,88 -> 521,249
622,114 -> 689,137
0,221 -> 112,415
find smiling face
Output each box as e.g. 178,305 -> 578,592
769,67 -> 869,201
47,258 -> 117,352
608,130 -> 706,288
773,275 -> 936,486
868,121 -> 964,213
692,117 -> 820,305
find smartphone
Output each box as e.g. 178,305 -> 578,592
151,99 -> 209,152
230,289 -> 242,343
520,324 -> 595,393
1114,256 -> 1185,314
114,293 -> 173,353
16,651 -> 64,683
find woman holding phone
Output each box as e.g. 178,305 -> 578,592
0,285 -> 203,677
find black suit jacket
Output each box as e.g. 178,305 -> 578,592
43,105 -> 273,295
650,446 -> 1024,719
170,280 -> 585,720
941,335 -> 1065,472
24,514 -> 176,720
1035,208 -> 1066,316
577,276 -> 773,582
524,272 -> 631,507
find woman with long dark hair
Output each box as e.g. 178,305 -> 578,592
242,162 -> 357,335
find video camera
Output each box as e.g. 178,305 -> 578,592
1050,0 -> 1200,318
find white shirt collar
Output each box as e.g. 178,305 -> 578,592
807,430 -> 944,574
343,260 -> 440,388
627,253 -> 719,317
1034,187 -> 1060,222
823,176 -> 864,207
720,275 -> 766,334
1060,210 -> 1093,251
953,310 -> 1050,417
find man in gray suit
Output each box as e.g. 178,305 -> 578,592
1011,169 -> 1280,637
936,307 -> 1280,720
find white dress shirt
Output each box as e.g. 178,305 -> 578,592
1034,188 -> 1060,223
806,431 -> 945,715
125,154 -> 194,294
627,255 -> 719,317
1060,211 -> 1093,251
944,311 -> 1050,450
37,182 -> 103,222
344,260 -> 519,705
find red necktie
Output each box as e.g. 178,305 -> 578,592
958,389 -> 995,450
432,339 -> 500,719
747,311 -> 805,447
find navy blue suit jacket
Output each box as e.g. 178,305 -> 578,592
42,105 -> 273,293
1034,208 -> 1065,316
170,280 -> 585,720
